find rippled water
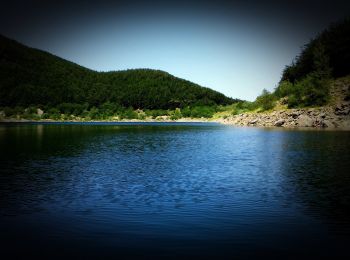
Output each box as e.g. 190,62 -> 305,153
0,122 -> 350,258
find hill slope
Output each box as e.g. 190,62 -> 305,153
281,18 -> 350,83
216,18 -> 350,128
261,18 -> 350,110
0,35 -> 235,109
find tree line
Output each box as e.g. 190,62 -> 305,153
0,35 -> 236,113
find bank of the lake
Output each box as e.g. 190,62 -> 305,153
219,77 -> 350,129
0,117 -> 210,124
218,106 -> 350,129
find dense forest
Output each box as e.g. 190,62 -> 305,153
0,35 -> 236,119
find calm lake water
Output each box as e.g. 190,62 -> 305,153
0,122 -> 350,259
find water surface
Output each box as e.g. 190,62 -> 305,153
0,122 -> 349,258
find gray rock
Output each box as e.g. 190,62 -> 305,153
37,108 -> 44,116
274,119 -> 285,127
249,118 -> 258,124
297,115 -> 314,127
290,111 -> 300,118
320,120 -> 334,128
335,105 -> 350,115
319,112 -> 326,118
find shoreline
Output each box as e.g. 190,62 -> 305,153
217,105 -> 350,130
1,116 -> 350,130
0,118 -> 211,124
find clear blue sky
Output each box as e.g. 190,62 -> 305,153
1,0 -> 349,100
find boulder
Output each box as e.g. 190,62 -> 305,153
319,112 -> 326,118
297,115 -> 314,127
249,118 -> 258,124
37,108 -> 44,116
290,111 -> 300,118
274,119 -> 285,127
335,107 -> 350,115
320,120 -> 333,128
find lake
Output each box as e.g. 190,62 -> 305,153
0,122 -> 349,259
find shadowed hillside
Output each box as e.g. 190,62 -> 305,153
0,35 -> 236,109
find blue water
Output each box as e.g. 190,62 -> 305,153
0,122 -> 349,258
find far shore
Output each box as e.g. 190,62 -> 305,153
0,117 -> 211,124
1,116 -> 350,130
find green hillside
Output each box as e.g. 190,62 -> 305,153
0,35 -> 235,110
250,18 -> 350,111
273,18 -> 350,108
281,18 -> 350,83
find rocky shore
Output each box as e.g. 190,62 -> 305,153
219,77 -> 350,129
218,107 -> 350,128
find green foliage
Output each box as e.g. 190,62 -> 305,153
57,103 -> 88,116
170,108 -> 182,120
137,112 -> 146,120
281,18 -> 350,83
181,106 -> 191,117
275,73 -> 330,108
0,35 -> 236,110
235,101 -> 257,111
255,89 -> 275,111
144,109 -> 169,118
213,102 -> 257,116
88,107 -> 100,120
274,81 -> 294,98
2,106 -> 23,117
46,108 -> 61,120
189,106 -> 216,118
272,18 -> 350,108
293,74 -> 329,108
119,107 -> 138,119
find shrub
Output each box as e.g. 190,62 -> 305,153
280,73 -> 330,108
88,107 -> 100,119
170,108 -> 182,120
255,89 -> 275,111
120,107 -> 138,119
181,106 -> 191,117
3,107 -> 16,117
46,108 -> 61,120
190,106 -> 215,118
275,81 -> 294,98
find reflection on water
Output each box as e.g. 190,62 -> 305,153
0,123 -> 349,258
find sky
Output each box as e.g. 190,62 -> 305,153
1,0 -> 349,101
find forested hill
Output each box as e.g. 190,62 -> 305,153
265,17 -> 350,109
281,18 -> 350,83
0,35 -> 236,109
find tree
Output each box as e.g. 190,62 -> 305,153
255,89 -> 275,111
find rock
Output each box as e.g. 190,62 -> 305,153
274,119 -> 285,127
37,108 -> 44,116
0,111 -> 5,117
289,111 -> 299,118
297,115 -> 314,127
319,112 -> 326,118
320,120 -> 333,128
249,118 -> 258,124
335,105 -> 350,115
